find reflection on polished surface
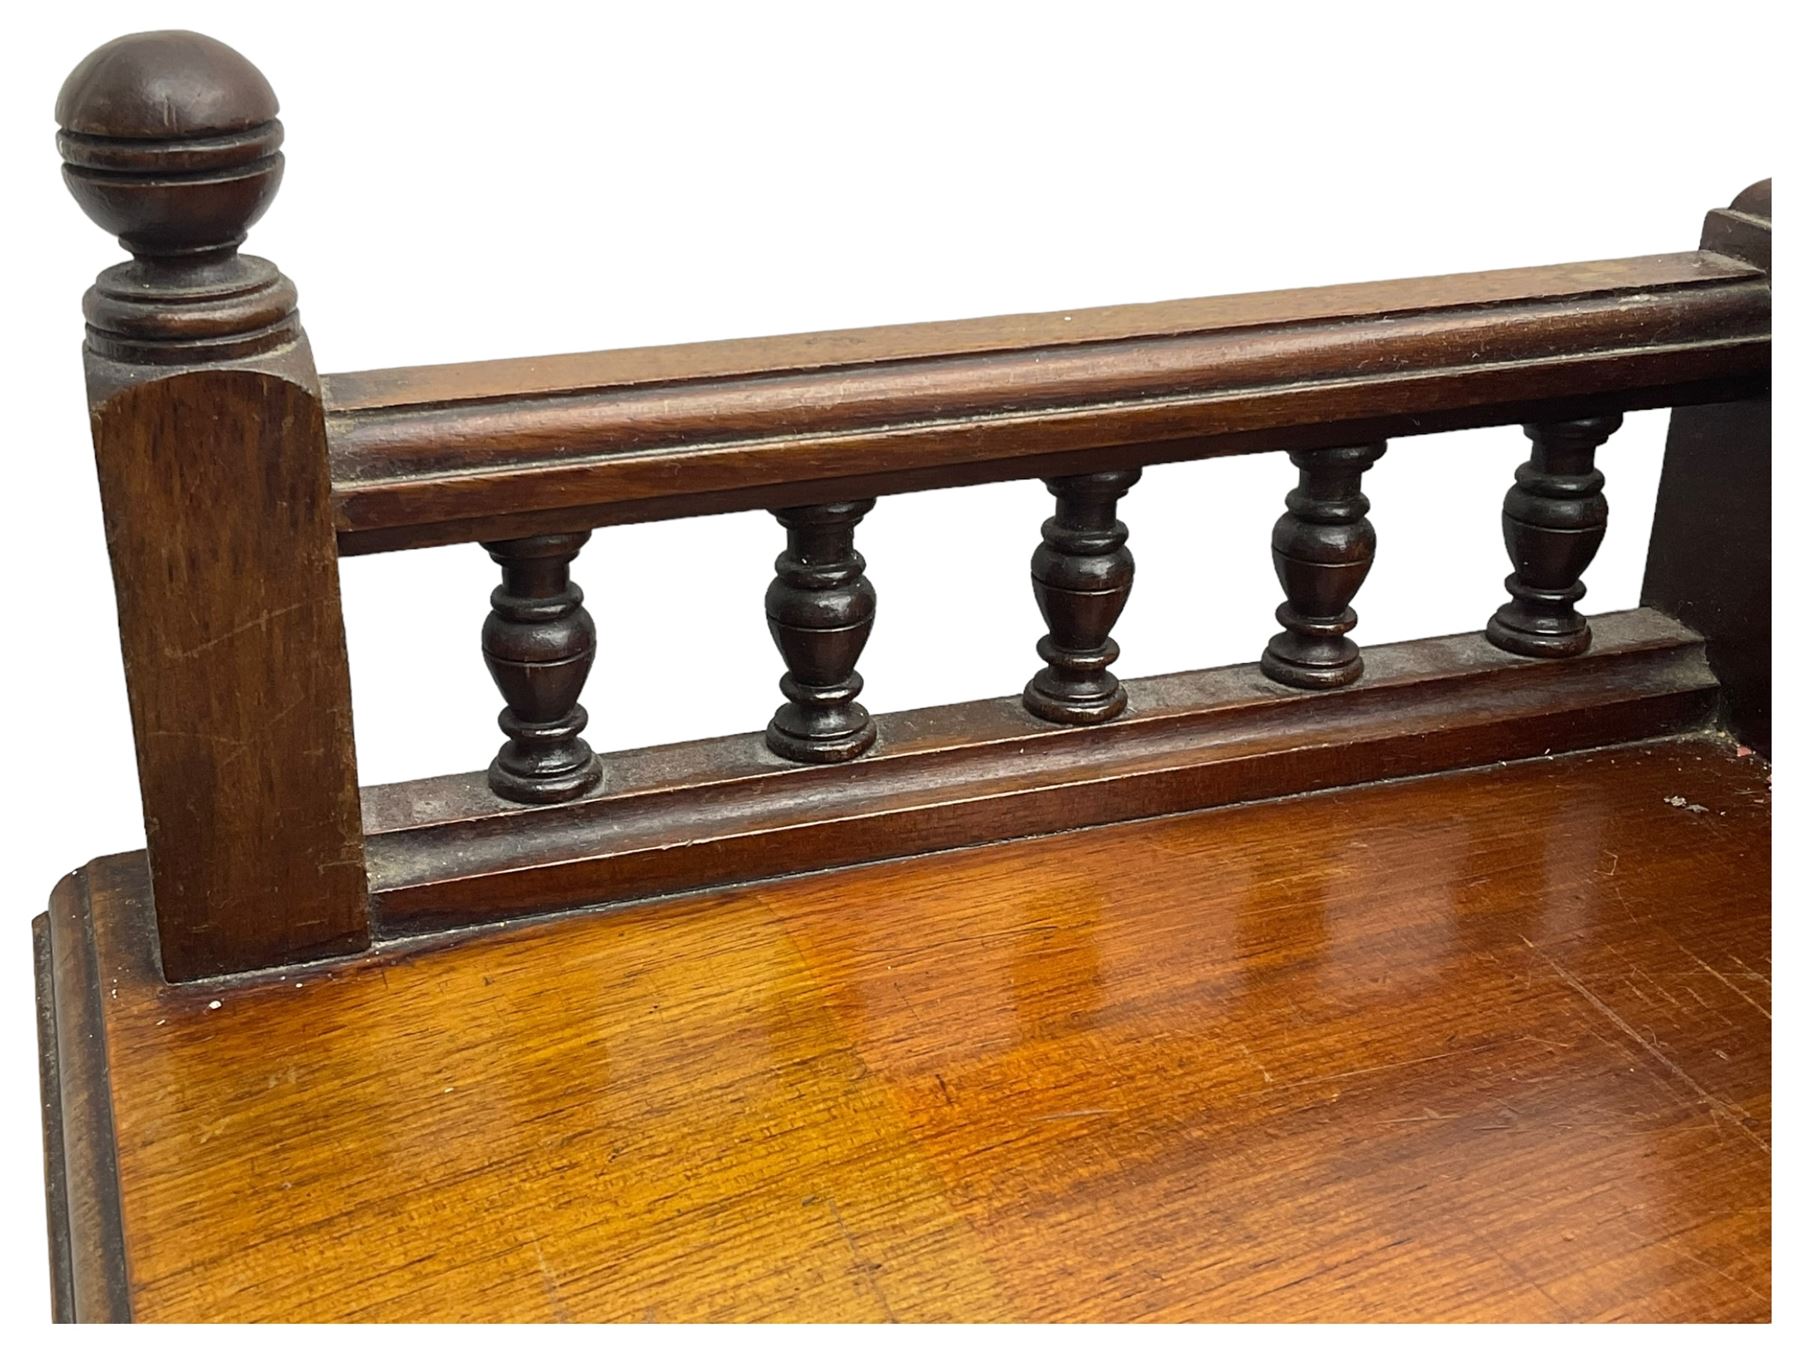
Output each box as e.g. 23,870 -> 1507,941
93,735 -> 1768,1321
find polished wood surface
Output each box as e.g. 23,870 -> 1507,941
38,32 -> 1772,1326
48,735 -> 1768,1322
322,251 -> 1769,553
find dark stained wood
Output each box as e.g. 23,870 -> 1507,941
1643,397 -> 1770,755
1024,469 -> 1141,724
481,533 -> 603,803
1700,179 -> 1772,273
88,373 -> 370,980
1486,416 -> 1623,659
41,735 -> 1770,1321
32,917 -> 75,1323
1261,443 -> 1385,689
764,501 -> 878,763
56,30 -> 283,262
361,609 -> 1717,935
38,871 -> 131,1323
1642,182 -> 1771,757
57,32 -> 368,980
35,35 -> 1773,1323
321,253 -> 1769,553
34,918 -> 77,1323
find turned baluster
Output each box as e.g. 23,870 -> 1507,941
1024,469 -> 1141,724
765,501 -> 878,763
1260,443 -> 1386,689
1486,415 -> 1622,658
483,533 -> 603,803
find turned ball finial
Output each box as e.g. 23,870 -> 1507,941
57,33 -> 300,363
57,31 -> 284,258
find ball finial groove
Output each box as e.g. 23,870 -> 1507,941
57,31 -> 300,362
57,31 -> 284,259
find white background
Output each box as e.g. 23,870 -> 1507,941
0,0 -> 1783,1335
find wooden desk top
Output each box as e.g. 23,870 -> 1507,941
45,734 -> 1769,1321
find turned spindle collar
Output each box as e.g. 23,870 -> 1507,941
57,31 -> 298,363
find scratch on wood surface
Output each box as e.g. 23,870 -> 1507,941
1374,1106 -> 1460,1125
824,1197 -> 893,1321
1475,1230 -> 1574,1318
530,1235 -> 572,1322
1652,1237 -> 1771,1313
1525,940 -> 1768,1156
1727,954 -> 1770,988
1235,1041 -> 1275,1084
1677,944 -> 1770,1020
1517,1034 -> 1574,1051
162,600 -> 310,660
1276,1047 -> 1465,1091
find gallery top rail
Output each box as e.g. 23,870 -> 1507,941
321,249 -> 1770,553
53,33 -> 1770,557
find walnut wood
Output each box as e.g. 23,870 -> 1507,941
764,501 -> 878,763
1642,182 -> 1771,757
359,609 -> 1714,935
1487,416 -> 1623,658
38,735 -> 1769,1321
57,33 -> 369,980
321,253 -> 1769,553
1261,443 -> 1385,689
481,533 -> 603,803
1024,469 -> 1140,724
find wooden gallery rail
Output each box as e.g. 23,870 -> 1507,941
45,33 -> 1769,984
35,29 -> 1773,1326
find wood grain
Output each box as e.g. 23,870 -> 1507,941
322,252 -> 1770,553
48,734 -> 1769,1321
89,368 -> 369,979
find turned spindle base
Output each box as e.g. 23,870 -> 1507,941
1261,604 -> 1365,689
489,707 -> 603,804
1486,578 -> 1594,658
767,672 -> 877,764
1024,636 -> 1128,724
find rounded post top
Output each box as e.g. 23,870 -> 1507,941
57,31 -> 277,139
1731,179 -> 1771,221
57,31 -> 284,259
